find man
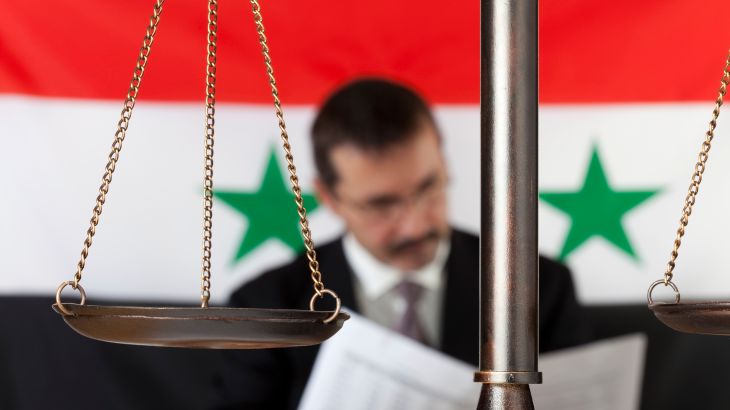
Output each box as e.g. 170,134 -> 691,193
214,78 -> 590,409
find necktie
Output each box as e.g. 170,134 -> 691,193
394,280 -> 429,346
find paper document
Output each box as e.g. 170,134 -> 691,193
531,332 -> 646,409
299,311 -> 646,410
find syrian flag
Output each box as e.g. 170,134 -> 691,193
1,0 -> 728,306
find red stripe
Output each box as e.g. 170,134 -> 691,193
0,0 -> 726,103
540,0 -> 729,103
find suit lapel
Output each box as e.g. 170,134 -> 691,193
318,238 -> 361,314
439,230 -> 480,366
287,238 -> 361,409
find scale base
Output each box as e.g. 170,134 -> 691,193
476,384 -> 534,410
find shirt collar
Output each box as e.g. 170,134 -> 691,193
343,233 -> 450,300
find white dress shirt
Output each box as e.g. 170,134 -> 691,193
342,233 -> 450,347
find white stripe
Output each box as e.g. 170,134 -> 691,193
540,103 -> 729,303
0,97 -> 479,303
2,96 -> 726,304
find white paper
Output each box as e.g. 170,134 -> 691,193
299,311 -> 646,410
531,333 -> 646,410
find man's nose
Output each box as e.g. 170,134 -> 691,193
396,198 -> 431,237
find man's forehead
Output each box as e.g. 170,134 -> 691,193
330,134 -> 443,196
333,125 -> 439,163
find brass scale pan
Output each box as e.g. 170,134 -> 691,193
52,0 -> 348,349
648,50 -> 730,336
53,303 -> 348,349
650,301 -> 730,336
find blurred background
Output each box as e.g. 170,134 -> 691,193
1,0 -> 730,409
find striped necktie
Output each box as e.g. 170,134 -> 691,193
394,280 -> 429,346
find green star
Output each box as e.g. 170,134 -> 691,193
214,147 -> 319,264
539,146 -> 660,261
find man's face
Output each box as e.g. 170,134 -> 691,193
319,125 -> 450,271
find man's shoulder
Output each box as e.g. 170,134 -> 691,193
538,255 -> 571,278
228,238 -> 345,308
538,255 -> 576,303
450,228 -> 479,250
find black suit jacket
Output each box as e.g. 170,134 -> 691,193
213,229 -> 590,410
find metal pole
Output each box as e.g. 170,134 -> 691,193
474,0 -> 540,408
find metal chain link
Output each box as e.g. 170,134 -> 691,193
659,50 -> 730,288
200,0 -> 218,308
68,0 -> 165,291
61,0 -> 333,314
249,0 -> 325,296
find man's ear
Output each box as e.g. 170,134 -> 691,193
314,178 -> 341,215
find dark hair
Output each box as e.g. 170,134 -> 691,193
311,78 -> 439,188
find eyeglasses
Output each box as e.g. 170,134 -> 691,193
337,174 -> 447,223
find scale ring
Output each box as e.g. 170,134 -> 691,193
647,279 -> 680,305
55,281 -> 87,316
309,288 -> 341,324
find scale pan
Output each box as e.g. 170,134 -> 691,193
649,301 -> 730,336
52,304 -> 349,349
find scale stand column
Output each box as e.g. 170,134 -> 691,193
475,0 -> 541,408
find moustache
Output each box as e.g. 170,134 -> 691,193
387,230 -> 441,255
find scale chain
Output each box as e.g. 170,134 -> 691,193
67,0 -> 165,294
201,0 -> 218,308
655,50 -> 730,300
58,0 -> 337,321
249,0 -> 326,297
